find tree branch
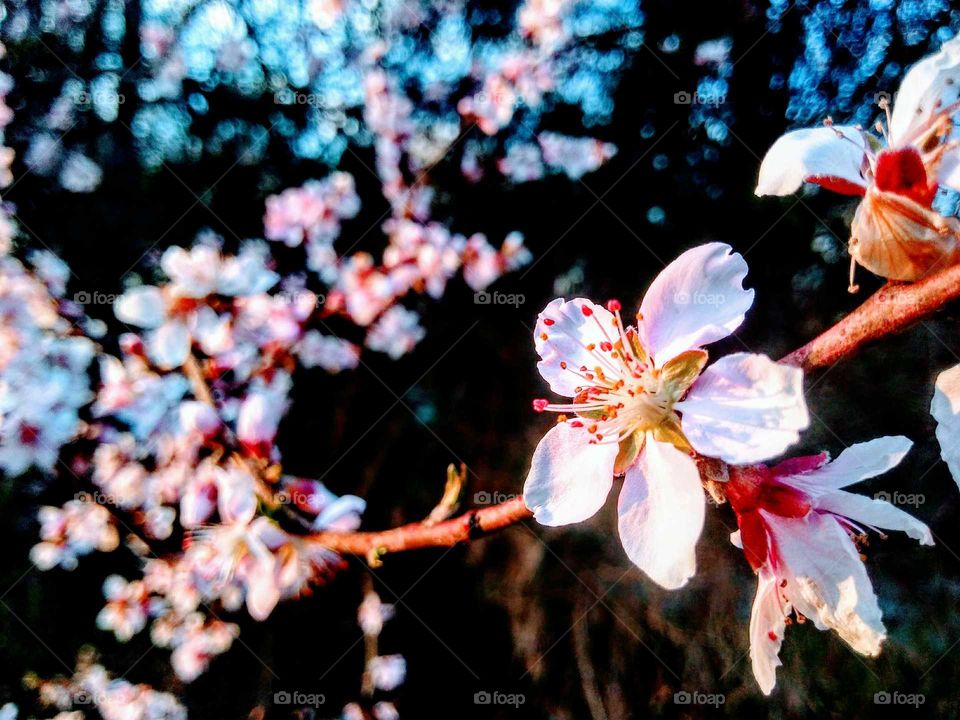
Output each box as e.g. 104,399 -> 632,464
308,262 -> 960,557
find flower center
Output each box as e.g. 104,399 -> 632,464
535,301 -> 706,450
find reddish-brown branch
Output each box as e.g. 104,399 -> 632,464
781,262 -> 960,369
306,496 -> 533,555
309,262 -> 960,558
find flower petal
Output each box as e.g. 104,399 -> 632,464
617,438 -> 705,589
523,422 -> 617,526
676,353 -> 808,464
815,491 -> 933,545
534,298 -> 618,397
750,569 -> 788,696
889,33 -> 960,146
931,364 -> 960,489
781,436 -> 912,491
637,243 -> 755,366
766,512 -> 885,656
755,126 -> 867,197
147,320 -> 191,370
115,286 -> 166,329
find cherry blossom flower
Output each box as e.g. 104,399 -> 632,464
725,437 -> 932,694
523,243 -> 809,588
756,34 -> 960,288
368,655 -> 407,692
96,575 -> 152,642
30,499 -> 120,571
365,306 -> 426,359
295,330 -> 360,373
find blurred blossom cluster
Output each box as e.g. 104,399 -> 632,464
22,648 -> 187,720
0,0 -> 639,191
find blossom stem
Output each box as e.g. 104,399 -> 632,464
309,259 -> 960,557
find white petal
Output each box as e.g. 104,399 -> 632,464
890,34 -> 960,146
523,422 -> 617,526
676,353 -> 808,464
815,491 -> 933,545
755,126 -> 867,197
783,436 -> 913,491
534,298 -> 619,397
245,559 -> 281,621
147,320 -> 191,370
767,512 -> 885,656
115,286 -> 166,329
936,147 -> 960,193
931,364 -> 960,489
750,569 -> 788,696
637,243 -> 755,366
617,438 -> 704,589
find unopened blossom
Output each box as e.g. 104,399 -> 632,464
725,437 -> 932,694
757,34 -> 960,288
523,243 -> 808,588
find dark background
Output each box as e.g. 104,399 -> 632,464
3,0 -> 960,717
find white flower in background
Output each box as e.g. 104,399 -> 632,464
365,305 -> 426,359
295,330 -> 360,373
368,654 -> 406,692
931,363 -> 960,487
30,499 -> 120,571
58,151 -> 102,193
96,575 -> 151,642
523,243 -> 809,589
725,437 -> 932,694
756,33 -> 960,288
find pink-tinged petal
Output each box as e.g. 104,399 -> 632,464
676,353 -> 808,464
147,320 -> 191,370
889,34 -> 960,146
750,569 -> 788,696
244,559 -> 281,621
815,491 -> 933,545
766,512 -> 885,656
931,364 -> 960,489
115,286 -> 166,329
782,436 -> 912,491
755,126 -> 867,197
534,298 -> 618,397
523,422 -> 617,526
617,438 -> 704,589
637,243 -> 755,366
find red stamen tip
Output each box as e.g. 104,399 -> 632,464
543,317 -> 555,326
532,398 -> 549,413
606,299 -> 621,312
580,304 -> 593,317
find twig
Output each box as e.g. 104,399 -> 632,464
306,260 -> 960,557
